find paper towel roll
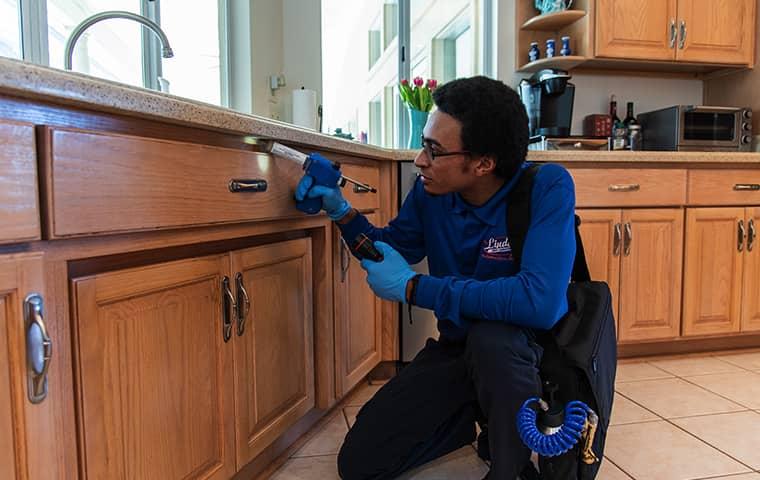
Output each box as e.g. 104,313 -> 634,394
292,88 -> 318,130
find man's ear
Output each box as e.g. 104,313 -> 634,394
474,154 -> 497,176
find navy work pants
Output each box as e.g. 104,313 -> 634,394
337,322 -> 543,480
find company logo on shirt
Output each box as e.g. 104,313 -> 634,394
481,236 -> 512,261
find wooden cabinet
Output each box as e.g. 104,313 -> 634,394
230,239 -> 314,466
683,207 -> 760,336
0,253 -> 59,479
70,238 -> 314,478
0,121 -> 40,244
578,208 -> 683,342
595,0 -> 755,65
334,213 -> 382,397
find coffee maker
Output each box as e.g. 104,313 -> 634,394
519,69 -> 575,137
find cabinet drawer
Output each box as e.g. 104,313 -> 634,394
340,163 -> 380,211
688,170 -> 760,206
42,127 -> 320,237
569,168 -> 687,207
0,120 -> 40,244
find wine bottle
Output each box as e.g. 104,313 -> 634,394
623,102 -> 638,127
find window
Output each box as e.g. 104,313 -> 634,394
369,95 -> 382,145
382,0 -> 398,49
10,0 -> 222,105
368,15 -> 381,68
0,0 -> 22,59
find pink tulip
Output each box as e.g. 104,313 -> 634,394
426,79 -> 438,89
413,77 -> 424,87
401,79 -> 409,86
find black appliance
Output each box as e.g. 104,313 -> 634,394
519,69 -> 575,137
638,105 -> 752,151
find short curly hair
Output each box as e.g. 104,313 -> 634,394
432,76 -> 528,179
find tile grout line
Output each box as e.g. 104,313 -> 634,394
677,373 -> 759,410
601,456 -> 636,480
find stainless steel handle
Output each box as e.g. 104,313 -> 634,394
669,19 -> 677,48
25,294 -> 52,404
608,184 -> 640,192
734,184 -> 760,191
748,218 -> 756,252
229,179 -> 268,193
352,183 -> 372,194
235,272 -> 250,336
221,276 -> 236,343
738,220 -> 746,252
678,20 -> 687,49
340,238 -> 351,282
613,223 -> 622,257
623,222 -> 633,256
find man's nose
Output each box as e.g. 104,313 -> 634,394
413,150 -> 428,169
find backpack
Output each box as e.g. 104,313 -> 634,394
507,164 -> 617,480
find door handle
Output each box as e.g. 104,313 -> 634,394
738,220 -> 746,252
669,19 -> 677,49
613,223 -> 622,257
221,276 -> 236,343
747,219 -> 755,252
678,20 -> 687,49
235,272 -> 250,336
25,294 -> 52,404
340,238 -> 351,282
623,222 -> 633,256
608,184 -> 640,192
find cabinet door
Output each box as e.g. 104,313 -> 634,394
0,253 -> 58,479
676,0 -> 755,65
577,209 -> 622,332
682,208 -> 744,336
71,255 -> 235,480
595,0 -> 678,60
230,238 -> 314,466
619,209 -> 683,341
0,121 -> 40,244
741,207 -> 760,331
334,213 -> 382,397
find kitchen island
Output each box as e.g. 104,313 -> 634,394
2,57 -> 760,479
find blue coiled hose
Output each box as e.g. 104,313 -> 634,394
516,397 -> 595,457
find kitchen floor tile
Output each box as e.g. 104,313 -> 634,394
343,382 -> 382,407
291,413 -> 348,457
648,355 -> 744,377
685,371 -> 760,409
614,378 -> 745,418
270,455 -> 339,479
395,446 -> 489,480
343,406 -> 361,428
615,362 -> 674,383
604,420 -> 750,480
673,411 -> 760,470
610,393 -> 660,425
597,458 -> 633,479
715,351 -> 760,371
703,474 -> 760,480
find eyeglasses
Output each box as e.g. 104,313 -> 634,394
421,135 -> 470,161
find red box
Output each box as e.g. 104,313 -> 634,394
583,114 -> 612,138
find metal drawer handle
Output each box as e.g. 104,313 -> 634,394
235,272 -> 250,336
678,20 -> 687,49
733,184 -> 760,191
623,222 -> 633,256
608,184 -> 640,192
748,219 -> 756,252
738,220 -> 746,252
25,294 -> 52,404
221,276 -> 236,343
669,19 -> 677,49
229,179 -> 268,193
613,223 -> 622,257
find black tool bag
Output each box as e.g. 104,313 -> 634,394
507,164 -> 617,480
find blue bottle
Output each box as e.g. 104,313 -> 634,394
529,42 -> 540,62
546,38 -> 556,58
560,36 -> 572,56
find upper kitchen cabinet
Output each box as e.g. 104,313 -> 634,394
516,0 -> 756,73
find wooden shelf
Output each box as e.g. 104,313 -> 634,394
517,55 -> 587,73
521,10 -> 586,31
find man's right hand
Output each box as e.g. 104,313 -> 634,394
295,174 -> 352,221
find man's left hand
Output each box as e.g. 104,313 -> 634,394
360,241 -> 417,303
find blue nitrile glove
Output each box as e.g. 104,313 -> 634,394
294,174 -> 352,221
360,241 -> 417,303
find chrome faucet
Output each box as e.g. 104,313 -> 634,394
64,10 -> 174,71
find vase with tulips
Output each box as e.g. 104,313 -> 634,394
399,77 -> 438,148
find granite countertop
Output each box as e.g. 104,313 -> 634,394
2,57 -> 760,165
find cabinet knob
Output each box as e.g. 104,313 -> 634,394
25,293 -> 52,404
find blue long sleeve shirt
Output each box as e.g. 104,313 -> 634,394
337,162 -> 576,340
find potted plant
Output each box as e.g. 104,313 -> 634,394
399,77 -> 438,148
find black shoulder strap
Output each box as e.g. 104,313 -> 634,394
507,164 -> 591,283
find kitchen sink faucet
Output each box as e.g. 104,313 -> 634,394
64,10 -> 174,82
